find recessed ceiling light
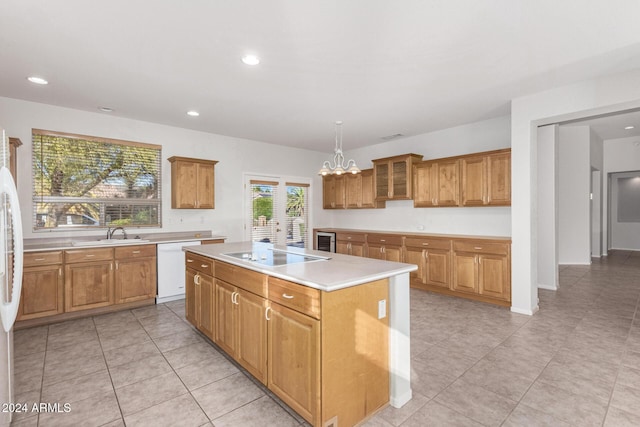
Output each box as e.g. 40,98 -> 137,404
98,107 -> 113,113
625,126 -> 635,130
187,110 -> 200,117
241,55 -> 260,66
27,76 -> 48,85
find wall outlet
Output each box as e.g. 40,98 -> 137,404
378,299 -> 386,319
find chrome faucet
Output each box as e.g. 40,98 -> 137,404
106,226 -> 127,240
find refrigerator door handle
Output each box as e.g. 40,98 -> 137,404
0,166 -> 23,332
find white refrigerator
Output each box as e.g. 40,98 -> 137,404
0,127 -> 24,427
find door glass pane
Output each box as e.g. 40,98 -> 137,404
286,185 -> 308,248
250,182 -> 278,243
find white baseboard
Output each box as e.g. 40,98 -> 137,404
538,283 -> 557,291
510,305 -> 539,316
390,389 -> 413,408
156,294 -> 185,304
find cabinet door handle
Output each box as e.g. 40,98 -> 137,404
201,264 -> 208,268
132,250 -> 140,254
265,306 -> 271,321
85,254 -> 95,258
59,267 -> 62,276
187,259 -> 194,263
282,293 -> 294,299
115,261 -> 119,270
194,274 -> 201,285
474,246 -> 483,250
110,262 -> 114,270
474,255 -> 478,264
424,250 -> 428,259
34,258 -> 45,261
232,291 -> 239,304
422,242 -> 429,246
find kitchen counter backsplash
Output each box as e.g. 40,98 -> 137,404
24,230 -> 226,252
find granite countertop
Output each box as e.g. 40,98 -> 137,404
24,231 -> 227,252
183,241 -> 417,292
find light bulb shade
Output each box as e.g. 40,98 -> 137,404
347,161 -> 360,174
318,166 -> 331,176
334,165 -> 345,175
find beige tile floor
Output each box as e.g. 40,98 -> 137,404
10,250 -> 640,426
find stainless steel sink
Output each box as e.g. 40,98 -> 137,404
71,239 -> 150,246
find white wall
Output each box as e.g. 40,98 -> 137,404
511,67 -> 640,315
316,115 -> 512,236
0,96 -> 328,242
558,126 -> 591,264
604,136 -> 640,250
536,124 -> 558,290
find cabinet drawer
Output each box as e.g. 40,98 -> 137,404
185,252 -> 214,275
453,240 -> 509,255
367,234 -> 403,246
404,237 -> 451,251
24,251 -> 62,266
336,232 -> 366,244
215,261 -> 267,297
269,277 -> 320,320
65,248 -> 113,263
115,244 -> 156,260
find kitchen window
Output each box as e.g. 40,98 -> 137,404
32,129 -> 162,230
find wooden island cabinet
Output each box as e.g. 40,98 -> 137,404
184,247 -> 396,427
185,251 -> 215,339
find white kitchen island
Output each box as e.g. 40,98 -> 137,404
183,241 -> 416,426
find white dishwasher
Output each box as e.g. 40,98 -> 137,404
157,241 -> 201,303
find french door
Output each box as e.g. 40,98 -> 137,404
244,175 -> 310,248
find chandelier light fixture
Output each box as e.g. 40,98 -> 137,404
318,121 -> 361,176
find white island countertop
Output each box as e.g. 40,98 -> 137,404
183,241 -> 417,292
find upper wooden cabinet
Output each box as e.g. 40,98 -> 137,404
322,174 -> 345,209
413,158 -> 460,207
460,149 -> 511,206
168,156 -> 218,209
373,154 -> 423,201
323,169 -> 383,210
8,137 -> 21,182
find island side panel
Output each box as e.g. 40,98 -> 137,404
321,278 -> 390,427
389,272 -> 412,407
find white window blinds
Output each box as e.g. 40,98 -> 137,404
32,129 -> 162,229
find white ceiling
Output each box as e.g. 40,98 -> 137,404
2,0 -> 640,151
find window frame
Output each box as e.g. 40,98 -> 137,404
32,129 -> 162,231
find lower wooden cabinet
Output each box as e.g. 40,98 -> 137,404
186,252 -> 215,340
213,261 -> 269,384
452,240 -> 511,303
64,248 -> 114,312
335,232 -> 366,256
18,251 -> 63,321
268,301 -> 320,423
366,233 -> 402,262
114,245 -> 156,303
404,237 -> 451,289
